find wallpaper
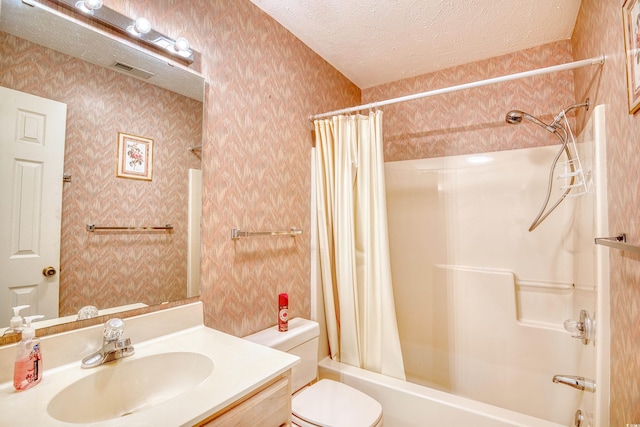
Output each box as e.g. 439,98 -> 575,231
97,0 -> 360,337
0,32 -> 202,315
573,0 -> 640,423
362,41 -> 576,161
198,2 -> 360,336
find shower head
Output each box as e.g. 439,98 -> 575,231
505,110 -> 525,124
506,99 -> 590,135
505,110 -> 557,134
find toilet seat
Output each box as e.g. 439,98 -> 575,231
291,379 -> 383,427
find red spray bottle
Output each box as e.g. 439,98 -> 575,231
278,293 -> 288,332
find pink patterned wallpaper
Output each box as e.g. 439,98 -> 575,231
362,41 -> 576,161
198,2 -> 360,336
0,32 -> 202,315
97,0 -> 360,337
573,0 -> 640,423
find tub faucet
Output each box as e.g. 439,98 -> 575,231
552,375 -> 596,393
81,318 -> 134,368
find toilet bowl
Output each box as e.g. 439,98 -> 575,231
244,318 -> 383,427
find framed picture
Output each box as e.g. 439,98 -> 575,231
623,0 -> 640,114
116,132 -> 153,181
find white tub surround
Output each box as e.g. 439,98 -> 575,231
382,104 -> 608,425
0,302 -> 299,426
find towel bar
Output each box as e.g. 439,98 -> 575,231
86,224 -> 173,232
231,228 -> 302,240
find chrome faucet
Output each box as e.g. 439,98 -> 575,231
81,318 -> 134,368
552,375 -> 596,393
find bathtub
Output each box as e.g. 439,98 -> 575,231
318,356 -> 565,427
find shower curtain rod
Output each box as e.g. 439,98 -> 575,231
309,54 -> 605,121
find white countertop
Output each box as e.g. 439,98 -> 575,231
0,304 -> 299,426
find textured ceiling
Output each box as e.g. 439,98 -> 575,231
249,0 -> 582,89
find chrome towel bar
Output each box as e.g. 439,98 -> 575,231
231,227 -> 302,240
594,233 -> 640,254
86,224 -> 173,232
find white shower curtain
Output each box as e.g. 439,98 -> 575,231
314,111 -> 405,380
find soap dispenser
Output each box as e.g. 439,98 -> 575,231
9,305 -> 29,333
14,315 -> 44,391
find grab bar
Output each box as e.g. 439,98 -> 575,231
231,227 -> 303,240
595,233 -> 640,254
86,224 -> 173,232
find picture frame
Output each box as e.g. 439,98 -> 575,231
116,132 -> 153,181
623,0 -> 640,114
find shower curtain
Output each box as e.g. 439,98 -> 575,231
313,111 -> 405,380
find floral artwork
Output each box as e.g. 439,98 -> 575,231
116,132 -> 153,180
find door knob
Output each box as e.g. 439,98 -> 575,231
42,266 -> 57,277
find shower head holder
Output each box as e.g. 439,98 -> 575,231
505,99 -> 591,232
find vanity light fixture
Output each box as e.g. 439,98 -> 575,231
50,0 -> 195,63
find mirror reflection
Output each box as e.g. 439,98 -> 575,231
0,0 -> 204,331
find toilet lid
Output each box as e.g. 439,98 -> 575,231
292,379 -> 382,427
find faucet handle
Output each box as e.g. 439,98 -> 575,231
563,310 -> 593,345
563,319 -> 582,336
103,318 -> 125,342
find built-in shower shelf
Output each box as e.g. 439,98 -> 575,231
594,234 -> 640,254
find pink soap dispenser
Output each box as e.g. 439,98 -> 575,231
13,315 -> 44,391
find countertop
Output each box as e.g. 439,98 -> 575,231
0,306 -> 299,426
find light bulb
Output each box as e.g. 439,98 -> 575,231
75,0 -> 103,14
127,17 -> 151,36
85,0 -> 103,9
174,37 -> 190,52
134,17 -> 151,34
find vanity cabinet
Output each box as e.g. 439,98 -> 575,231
196,372 -> 292,427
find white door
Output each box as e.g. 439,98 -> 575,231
0,86 -> 67,326
187,168 -> 202,298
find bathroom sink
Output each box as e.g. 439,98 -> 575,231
47,352 -> 214,423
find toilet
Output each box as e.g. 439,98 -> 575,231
244,318 -> 383,427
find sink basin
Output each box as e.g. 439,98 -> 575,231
47,352 -> 214,423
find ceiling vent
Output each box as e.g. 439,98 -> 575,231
111,62 -> 154,79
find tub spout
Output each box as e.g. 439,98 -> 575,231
552,375 -> 596,393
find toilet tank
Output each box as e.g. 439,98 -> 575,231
244,318 -> 320,393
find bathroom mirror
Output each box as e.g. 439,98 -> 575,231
0,0 -> 204,332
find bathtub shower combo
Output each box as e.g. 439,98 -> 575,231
315,103 -> 608,427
